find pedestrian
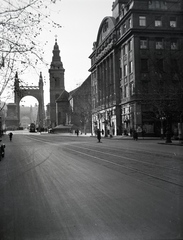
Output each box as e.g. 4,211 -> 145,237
130,128 -> 133,137
110,128 -> 113,138
76,129 -> 79,136
133,129 -> 138,140
8,132 -> 13,141
97,129 -> 101,143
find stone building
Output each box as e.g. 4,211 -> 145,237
48,39 -> 92,133
68,75 -> 92,134
48,39 -> 68,128
89,0 -> 183,137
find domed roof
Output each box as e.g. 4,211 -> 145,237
96,16 -> 116,47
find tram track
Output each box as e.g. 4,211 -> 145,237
24,135 -> 183,191
62,144 -> 183,190
63,144 -> 182,172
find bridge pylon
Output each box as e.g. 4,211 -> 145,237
13,72 -> 45,130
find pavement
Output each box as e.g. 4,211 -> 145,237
105,135 -> 183,145
46,132 -> 183,146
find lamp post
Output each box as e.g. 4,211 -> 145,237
165,114 -> 172,143
160,116 -> 166,139
178,112 -> 183,142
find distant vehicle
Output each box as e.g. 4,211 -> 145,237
29,123 -> 36,133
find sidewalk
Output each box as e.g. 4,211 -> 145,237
90,134 -> 183,146
45,132 -> 183,146
108,135 -> 183,146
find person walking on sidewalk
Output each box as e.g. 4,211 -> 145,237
8,132 -> 13,141
133,129 -> 138,140
97,129 -> 101,143
76,129 -> 79,136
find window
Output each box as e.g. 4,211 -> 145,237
128,39 -> 132,51
139,16 -> 146,26
170,17 -> 176,27
124,84 -> 128,98
119,26 -> 123,37
123,24 -> 126,33
155,38 -> 163,49
171,59 -> 179,74
124,64 -> 127,77
149,1 -> 167,10
155,1 -> 161,8
155,16 -> 162,27
129,61 -> 133,74
123,44 -> 128,55
130,82 -> 134,96
129,18 -> 132,28
141,59 -> 148,72
155,59 -> 164,73
171,39 -> 178,50
140,38 -> 148,49
103,20 -> 108,33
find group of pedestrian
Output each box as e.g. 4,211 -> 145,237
95,126 -> 146,142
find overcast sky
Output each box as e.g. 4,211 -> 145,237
21,0 -> 113,106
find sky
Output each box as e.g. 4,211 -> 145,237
19,0 -> 114,107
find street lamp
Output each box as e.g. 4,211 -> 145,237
160,116 -> 166,139
165,114 -> 172,144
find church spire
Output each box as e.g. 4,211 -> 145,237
49,38 -> 65,128
50,37 -> 63,69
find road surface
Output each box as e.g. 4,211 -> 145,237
0,132 -> 182,239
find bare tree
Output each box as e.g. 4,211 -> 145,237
140,54 -> 183,142
0,0 -> 61,99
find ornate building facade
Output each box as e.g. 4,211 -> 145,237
89,0 -> 183,137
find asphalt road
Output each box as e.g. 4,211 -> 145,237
0,132 -> 183,240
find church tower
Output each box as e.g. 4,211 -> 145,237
49,38 -> 65,127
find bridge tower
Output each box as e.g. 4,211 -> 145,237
13,72 -> 45,130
